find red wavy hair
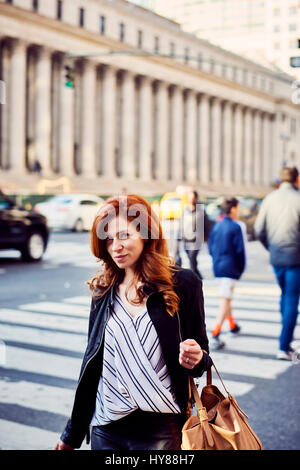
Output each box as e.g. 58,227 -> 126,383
87,194 -> 180,316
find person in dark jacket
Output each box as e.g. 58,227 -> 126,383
54,194 -> 212,451
208,197 -> 246,350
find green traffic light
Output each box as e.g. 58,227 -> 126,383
65,80 -> 74,88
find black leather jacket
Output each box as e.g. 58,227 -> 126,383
60,267 -> 212,448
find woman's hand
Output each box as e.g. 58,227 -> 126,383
179,339 -> 203,370
53,439 -> 74,450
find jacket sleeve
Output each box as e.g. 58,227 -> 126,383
60,419 -> 88,449
59,295 -> 98,449
184,274 -> 213,378
254,199 -> 269,249
88,293 -> 100,338
233,225 -> 246,275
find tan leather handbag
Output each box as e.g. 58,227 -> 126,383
181,363 -> 263,450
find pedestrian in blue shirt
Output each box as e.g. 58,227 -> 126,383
208,198 -> 246,350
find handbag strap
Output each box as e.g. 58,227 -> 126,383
188,363 -> 250,420
189,350 -> 229,394
188,358 -> 231,406
187,350 -> 213,403
210,360 -> 230,396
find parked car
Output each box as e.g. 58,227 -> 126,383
205,196 -> 261,241
0,190 -> 50,261
34,193 -> 104,231
159,192 -> 188,220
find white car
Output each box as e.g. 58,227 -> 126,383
34,194 -> 104,232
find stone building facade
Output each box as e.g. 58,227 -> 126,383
0,0 -> 299,196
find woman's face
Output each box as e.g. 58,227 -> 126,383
105,215 -> 145,271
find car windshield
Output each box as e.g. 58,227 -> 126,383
0,193 -> 16,210
165,197 -> 181,203
49,196 -> 73,204
0,201 -> 11,210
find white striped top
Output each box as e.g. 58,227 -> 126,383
91,293 -> 180,426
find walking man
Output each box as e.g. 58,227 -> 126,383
255,166 -> 300,360
208,198 -> 245,350
175,190 -> 210,280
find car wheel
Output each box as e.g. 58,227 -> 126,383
21,231 -> 46,262
74,218 -> 84,232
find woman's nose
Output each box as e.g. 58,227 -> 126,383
111,238 -> 123,251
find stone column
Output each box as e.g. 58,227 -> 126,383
223,101 -> 233,186
59,56 -> 74,176
185,89 -> 197,183
8,39 -> 27,173
244,107 -> 253,185
233,104 -> 243,186
253,110 -> 262,186
155,81 -> 169,182
35,46 -> 52,176
170,85 -> 183,182
81,59 -> 97,178
102,65 -> 116,178
262,113 -> 271,187
121,70 -> 136,180
210,97 -> 222,184
198,93 -> 210,185
139,76 -> 152,181
272,111 -> 282,182
0,40 -> 10,170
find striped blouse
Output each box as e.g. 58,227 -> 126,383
91,293 -> 180,426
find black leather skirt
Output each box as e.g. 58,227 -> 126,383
91,409 -> 185,450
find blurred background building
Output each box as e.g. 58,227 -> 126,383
131,0 -> 300,80
0,0 -> 299,197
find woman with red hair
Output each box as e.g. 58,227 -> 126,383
54,194 -> 212,451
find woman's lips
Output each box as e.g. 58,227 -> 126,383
114,254 -> 127,261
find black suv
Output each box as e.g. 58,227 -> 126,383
0,190 -> 50,261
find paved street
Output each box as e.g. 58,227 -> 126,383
0,229 -> 299,450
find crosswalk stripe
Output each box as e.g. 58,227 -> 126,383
0,325 -> 87,353
0,379 -> 75,416
63,296 -> 91,306
19,301 -> 90,317
205,317 -> 300,338
4,345 -> 82,381
0,419 -> 90,451
205,307 -> 281,323
208,352 -> 291,379
214,336 -> 278,356
205,296 -> 281,310
0,308 -> 88,333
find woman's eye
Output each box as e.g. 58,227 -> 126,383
119,232 -> 130,240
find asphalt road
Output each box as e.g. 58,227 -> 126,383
0,229 -> 299,450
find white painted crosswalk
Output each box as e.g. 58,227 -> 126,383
43,240 -> 98,269
0,287 -> 299,450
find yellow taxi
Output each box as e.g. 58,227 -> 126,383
159,192 -> 188,220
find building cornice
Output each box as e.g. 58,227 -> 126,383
0,2 -> 296,112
